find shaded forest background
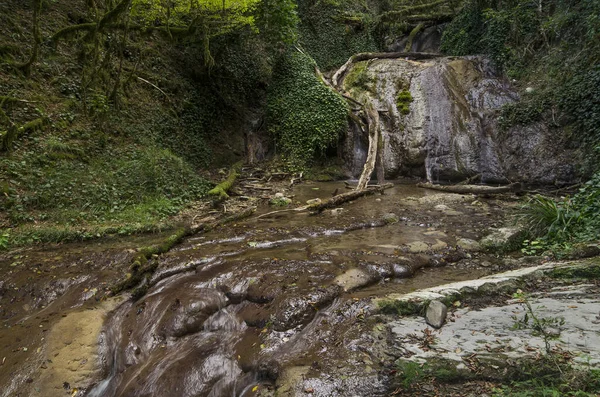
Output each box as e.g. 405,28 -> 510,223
0,0 -> 599,249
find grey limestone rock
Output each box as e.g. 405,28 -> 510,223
425,300 -> 448,329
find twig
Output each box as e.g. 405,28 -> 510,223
137,76 -> 168,97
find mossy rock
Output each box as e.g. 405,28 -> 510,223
548,261 -> 600,280
378,299 -> 426,316
396,89 -> 413,115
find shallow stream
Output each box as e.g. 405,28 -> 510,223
0,181 -> 516,396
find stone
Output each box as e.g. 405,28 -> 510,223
275,192 -> 284,198
340,57 -> 582,184
382,212 -> 399,224
331,208 -> 343,216
430,239 -> 448,251
407,241 -> 429,253
425,300 -> 447,329
306,198 -> 321,205
480,227 -> 524,251
392,263 -> 414,278
456,238 -> 481,251
333,268 -> 377,292
423,230 -> 447,238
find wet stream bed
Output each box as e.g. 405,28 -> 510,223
0,181 -> 525,396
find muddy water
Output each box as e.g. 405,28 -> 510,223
0,181 -> 513,396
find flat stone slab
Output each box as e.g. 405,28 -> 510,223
374,262 -> 555,306
390,289 -> 600,367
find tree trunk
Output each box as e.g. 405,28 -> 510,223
18,0 -> 42,76
375,127 -> 385,185
356,102 -> 380,190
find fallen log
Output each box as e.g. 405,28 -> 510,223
417,182 -> 522,194
332,52 -> 443,88
257,183 -> 394,219
308,183 -> 394,212
113,206 -> 256,299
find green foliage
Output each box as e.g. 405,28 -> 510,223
0,231 -> 9,250
377,299 -> 424,315
255,0 -> 300,46
396,89 -> 413,115
267,50 -> 348,169
296,0 -> 379,70
441,0 -> 600,159
396,361 -> 427,389
492,367 -> 600,396
0,144 -> 209,226
498,96 -> 548,131
518,167 -> 600,253
558,65 -> 600,149
131,0 -> 260,35
441,0 -> 549,72
518,195 -> 581,240
344,61 -> 375,92
572,168 -> 600,241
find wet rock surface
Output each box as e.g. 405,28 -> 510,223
2,181 -> 593,397
340,57 -> 583,184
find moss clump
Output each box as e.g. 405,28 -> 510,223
208,161 -> 242,200
269,197 -> 291,206
344,61 -> 375,93
378,299 -> 425,316
548,262 -> 600,280
396,90 -> 413,115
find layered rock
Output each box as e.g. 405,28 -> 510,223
340,56 -> 582,184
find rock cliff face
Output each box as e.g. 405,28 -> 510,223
340,56 -> 582,184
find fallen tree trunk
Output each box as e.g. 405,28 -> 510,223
257,183 -> 394,219
332,52 -> 443,88
417,182 -> 522,194
308,183 -> 394,212
113,206 -> 256,299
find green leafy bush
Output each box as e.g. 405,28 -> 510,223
267,50 -> 348,169
442,0 -> 600,169
518,195 -> 581,240
518,169 -> 600,252
572,168 -> 600,241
